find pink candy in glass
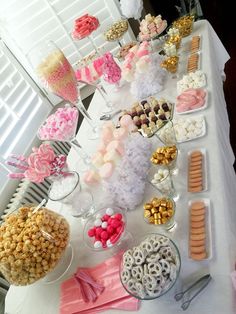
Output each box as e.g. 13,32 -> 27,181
103,52 -> 121,84
38,106 -> 79,142
87,208 -> 125,249
72,14 -> 99,40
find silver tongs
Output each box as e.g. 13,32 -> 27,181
175,274 -> 212,310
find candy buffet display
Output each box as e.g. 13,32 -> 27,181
0,205 -> 69,285
187,52 -> 199,73
173,115 -> 206,142
188,149 -> 206,193
84,207 -> 125,250
104,19 -> 129,42
138,14 -> 167,41
177,70 -> 207,94
189,199 -> 210,260
176,88 -> 207,113
151,146 -> 177,166
119,97 -> 173,138
71,14 -> 99,40
6,143 -> 66,183
172,15 -> 194,37
120,0 -> 143,20
143,197 -> 175,227
120,234 -> 181,299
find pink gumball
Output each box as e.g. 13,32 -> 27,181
114,213 -> 123,221
101,231 -> 109,240
88,228 -> 95,237
107,225 -> 114,235
95,227 -> 103,237
111,219 -> 121,228
102,214 -> 110,221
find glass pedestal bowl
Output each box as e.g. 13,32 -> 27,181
83,206 -> 132,252
48,171 -> 95,219
120,233 -> 181,300
0,204 -> 71,286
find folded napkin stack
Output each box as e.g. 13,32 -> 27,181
60,254 -> 140,314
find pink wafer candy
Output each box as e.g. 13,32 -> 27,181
8,173 -> 25,179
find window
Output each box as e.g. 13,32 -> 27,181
0,40 -> 51,192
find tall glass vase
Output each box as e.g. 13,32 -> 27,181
26,40 -> 99,139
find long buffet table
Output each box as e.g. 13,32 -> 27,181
5,20 -> 236,314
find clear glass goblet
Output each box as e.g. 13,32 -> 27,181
26,40 -> 99,139
37,106 -> 91,172
48,171 -> 95,219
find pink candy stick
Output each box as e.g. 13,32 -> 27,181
6,161 -> 28,171
9,154 -> 27,162
8,173 -> 25,179
74,276 -> 89,303
77,270 -> 104,292
77,277 -> 97,303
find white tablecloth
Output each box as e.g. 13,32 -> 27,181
5,20 -> 236,314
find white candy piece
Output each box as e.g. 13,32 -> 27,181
94,219 -> 102,227
106,239 -> 113,247
106,207 -> 114,216
101,221 -> 108,229
94,241 -> 102,249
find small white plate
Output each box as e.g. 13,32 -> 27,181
188,198 -> 212,261
175,89 -> 208,115
187,147 -> 208,192
174,115 -> 206,143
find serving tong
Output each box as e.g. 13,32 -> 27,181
175,273 -> 212,310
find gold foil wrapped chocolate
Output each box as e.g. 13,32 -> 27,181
104,20 -> 128,41
151,145 -> 177,165
166,35 -> 182,49
173,15 -> 194,37
161,56 -> 179,74
143,197 -> 175,225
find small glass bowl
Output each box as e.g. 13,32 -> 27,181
143,196 -> 176,232
83,206 -> 129,251
48,171 -> 81,204
172,15 -> 194,37
120,233 -> 181,300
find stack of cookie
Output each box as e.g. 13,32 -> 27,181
187,53 -> 199,73
189,201 -> 207,260
188,150 -> 204,192
190,36 -> 200,53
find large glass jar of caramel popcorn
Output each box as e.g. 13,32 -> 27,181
0,205 -> 70,286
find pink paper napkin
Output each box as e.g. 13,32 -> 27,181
60,254 -> 140,314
